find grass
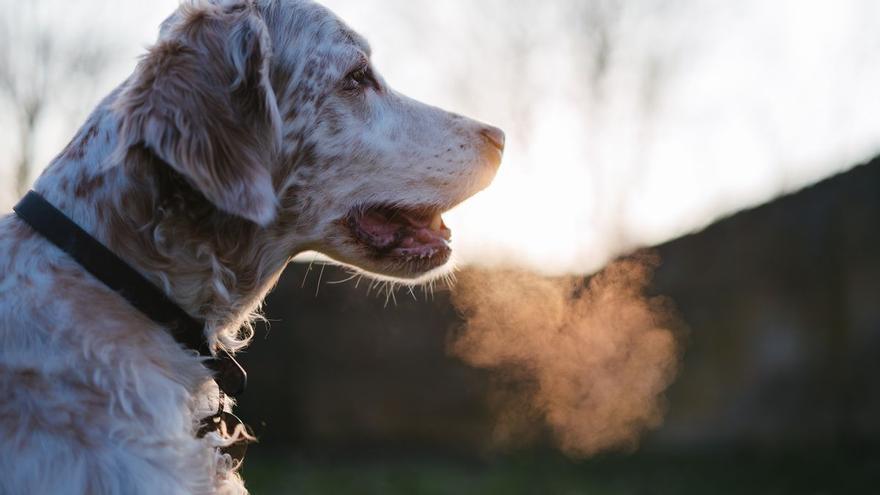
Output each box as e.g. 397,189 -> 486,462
241,449 -> 880,495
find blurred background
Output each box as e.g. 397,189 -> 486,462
2,0 -> 880,493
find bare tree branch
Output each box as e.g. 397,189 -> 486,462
0,0 -> 113,195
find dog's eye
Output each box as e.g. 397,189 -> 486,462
342,66 -> 372,92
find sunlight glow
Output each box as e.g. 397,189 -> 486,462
4,0 -> 880,276
343,0 -> 880,275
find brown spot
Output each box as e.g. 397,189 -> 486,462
62,124 -> 100,161
74,173 -> 106,199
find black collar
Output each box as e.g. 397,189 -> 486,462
13,191 -> 247,398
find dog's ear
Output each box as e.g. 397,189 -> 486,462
115,1 -> 282,226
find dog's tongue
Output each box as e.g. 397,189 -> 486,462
359,210 -> 401,247
358,209 -> 451,251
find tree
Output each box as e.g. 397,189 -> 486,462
0,0 -> 111,195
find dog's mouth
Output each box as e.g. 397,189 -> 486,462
346,205 -> 452,269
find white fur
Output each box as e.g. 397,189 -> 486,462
0,0 -> 503,493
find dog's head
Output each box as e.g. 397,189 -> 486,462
116,0 -> 503,280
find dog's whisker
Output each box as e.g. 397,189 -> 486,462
301,255 -> 317,289
382,281 -> 400,308
315,263 -> 327,297
366,278 -> 379,298
327,271 -> 358,285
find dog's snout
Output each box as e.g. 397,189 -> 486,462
480,126 -> 506,153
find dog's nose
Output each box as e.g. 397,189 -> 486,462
480,126 -> 506,153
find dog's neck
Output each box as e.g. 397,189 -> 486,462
32,91 -> 299,350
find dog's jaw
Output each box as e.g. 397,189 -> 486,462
341,205 -> 454,277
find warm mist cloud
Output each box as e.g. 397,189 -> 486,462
450,254 -> 682,456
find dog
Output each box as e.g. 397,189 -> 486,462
0,0 -> 504,493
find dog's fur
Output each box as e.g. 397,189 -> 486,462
0,0 -> 503,493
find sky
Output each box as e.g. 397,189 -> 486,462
2,0 -> 880,274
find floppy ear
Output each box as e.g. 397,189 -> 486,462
115,1 -> 282,226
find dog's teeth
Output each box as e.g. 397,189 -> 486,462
430,214 -> 442,231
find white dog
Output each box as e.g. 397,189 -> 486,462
0,0 -> 504,493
